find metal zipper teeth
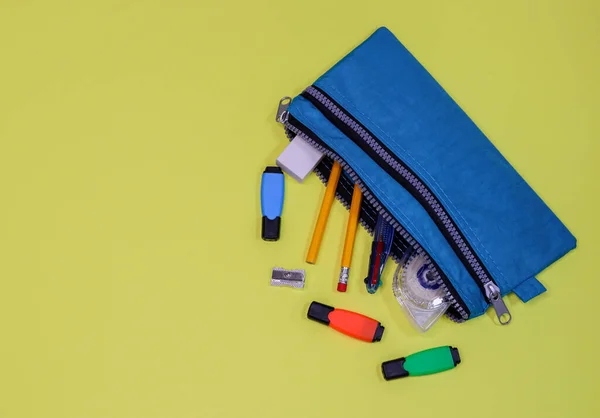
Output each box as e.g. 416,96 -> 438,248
288,126 -> 414,260
284,121 -> 467,322
304,85 -> 497,291
316,166 -> 375,235
314,155 -> 411,262
289,128 -> 410,261
290,128 -> 379,242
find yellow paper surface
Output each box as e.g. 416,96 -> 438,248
1,1 -> 598,417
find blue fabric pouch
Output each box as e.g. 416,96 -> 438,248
278,27 -> 576,323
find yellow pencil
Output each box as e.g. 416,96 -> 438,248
306,161 -> 342,264
337,184 -> 362,292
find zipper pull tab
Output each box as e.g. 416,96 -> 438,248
484,282 -> 512,325
276,97 -> 291,124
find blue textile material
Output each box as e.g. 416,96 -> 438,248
289,27 -> 576,317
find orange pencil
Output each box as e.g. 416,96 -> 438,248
306,161 -> 342,264
337,184 -> 362,292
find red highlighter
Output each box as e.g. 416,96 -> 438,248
307,301 -> 384,342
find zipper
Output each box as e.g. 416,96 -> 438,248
276,98 -> 469,322
276,97 -> 292,123
312,155 -> 412,262
300,86 -> 512,325
485,282 -> 511,324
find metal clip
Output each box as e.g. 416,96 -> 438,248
484,282 -> 512,325
276,97 -> 291,124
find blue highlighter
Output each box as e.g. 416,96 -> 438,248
261,166 -> 284,241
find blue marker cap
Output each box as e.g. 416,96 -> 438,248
261,166 -> 284,241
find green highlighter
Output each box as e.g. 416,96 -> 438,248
382,346 -> 461,380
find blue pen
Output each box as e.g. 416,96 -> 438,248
364,215 -> 395,293
261,166 -> 284,241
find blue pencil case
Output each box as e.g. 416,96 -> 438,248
276,27 -> 576,324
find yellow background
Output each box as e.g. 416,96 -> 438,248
0,1 -> 598,417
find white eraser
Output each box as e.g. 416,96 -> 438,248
276,136 -> 324,183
